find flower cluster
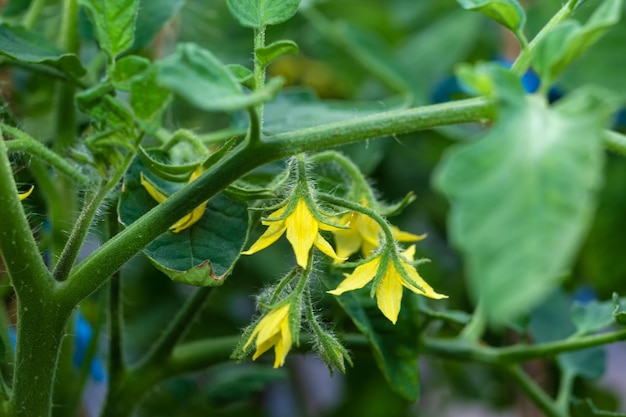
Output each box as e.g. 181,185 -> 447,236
236,153 -> 448,368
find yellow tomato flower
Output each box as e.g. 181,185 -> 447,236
332,200 -> 426,259
140,168 -> 207,233
242,197 -> 346,268
328,245 -> 447,324
244,304 -> 293,368
19,186 -> 34,200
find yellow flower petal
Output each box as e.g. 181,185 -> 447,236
327,256 -> 380,295
332,213 -> 362,259
18,185 -> 34,201
314,234 -> 347,263
390,226 -> 426,242
285,198 -> 317,267
245,304 -> 292,368
242,220 -> 287,255
400,261 -> 447,300
375,265 -> 404,324
140,173 -> 168,203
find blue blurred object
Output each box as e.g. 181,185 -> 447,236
572,286 -> 598,305
8,311 -> 106,382
73,312 -> 106,382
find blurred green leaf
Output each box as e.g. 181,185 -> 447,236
226,64 -> 254,89
263,88 -> 407,134
396,10 -> 483,103
111,55 -> 151,90
322,272 -> 420,401
571,299 -> 615,336
78,0 -> 140,61
572,398 -> 626,416
119,157 -> 249,286
0,25 -> 85,77
255,39 -> 299,68
157,43 -> 283,112
534,0 -> 623,85
456,0 -> 526,39
205,364 -> 287,407
530,291 -> 606,380
134,0 -> 186,48
226,0 -> 301,28
130,67 -> 171,131
435,86 -> 616,322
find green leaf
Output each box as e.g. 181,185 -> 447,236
534,0 -> 623,85
133,0 -> 186,48
78,0 -> 140,61
321,272 -> 420,401
111,55 -> 151,90
76,83 -> 135,127
119,156 -> 249,286
226,0 -> 301,29
434,87 -> 616,322
226,64 -> 255,89
0,25 -> 85,77
157,43 -> 284,112
130,67 -> 171,131
456,0 -> 526,40
255,39 -> 298,68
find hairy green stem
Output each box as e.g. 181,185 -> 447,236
459,301 -> 486,342
52,182 -> 108,281
58,97 -> 493,306
3,126 -> 90,186
253,27 -> 267,123
504,365 -> 565,417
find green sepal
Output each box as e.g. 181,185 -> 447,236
78,0 -> 140,62
137,147 -> 198,182
255,39 -> 299,69
456,0 -> 526,44
377,192 -> 416,217
224,180 -> 278,201
226,64 -> 255,89
157,43 -> 284,112
0,25 -> 85,77
226,0 -> 301,29
118,156 -> 249,287
534,0 -> 622,87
